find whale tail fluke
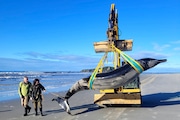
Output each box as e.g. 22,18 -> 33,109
52,97 -> 71,115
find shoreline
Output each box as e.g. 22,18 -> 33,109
0,90 -> 68,103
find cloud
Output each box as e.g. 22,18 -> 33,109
173,47 -> 180,51
129,51 -> 168,59
152,43 -> 170,51
169,40 -> 180,51
171,40 -> 180,44
0,52 -> 100,71
22,52 -> 64,61
22,51 -> 99,63
23,52 -> 101,64
0,50 -> 177,72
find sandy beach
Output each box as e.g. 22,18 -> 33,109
1,73 -> 180,120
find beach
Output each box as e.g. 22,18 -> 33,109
1,73 -> 180,120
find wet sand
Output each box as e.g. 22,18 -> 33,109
1,73 -> 180,120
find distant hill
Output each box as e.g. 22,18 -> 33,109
81,66 -> 114,73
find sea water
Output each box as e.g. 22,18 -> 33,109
0,71 -> 91,102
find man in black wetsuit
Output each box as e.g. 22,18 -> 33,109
30,79 -> 46,116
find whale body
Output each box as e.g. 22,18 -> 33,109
64,58 -> 167,100
92,58 -> 167,89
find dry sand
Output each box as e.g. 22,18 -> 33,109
1,73 -> 180,120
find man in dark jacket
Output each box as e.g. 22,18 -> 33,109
30,79 -> 45,116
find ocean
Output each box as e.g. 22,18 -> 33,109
0,71 -> 91,102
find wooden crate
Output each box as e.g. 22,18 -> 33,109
94,92 -> 141,106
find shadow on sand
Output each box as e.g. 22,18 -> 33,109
72,92 -> 180,114
71,104 -> 100,115
45,92 -> 180,115
142,92 -> 180,107
44,103 -> 100,116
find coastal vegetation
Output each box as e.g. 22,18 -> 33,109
81,66 -> 114,72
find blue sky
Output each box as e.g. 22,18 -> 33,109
0,0 -> 180,72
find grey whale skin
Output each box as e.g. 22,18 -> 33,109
93,58 -> 167,89
64,58 -> 167,99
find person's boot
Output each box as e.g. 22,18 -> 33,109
27,105 -> 31,113
40,108 -> 44,116
24,107 -> 28,116
35,108 -> 38,116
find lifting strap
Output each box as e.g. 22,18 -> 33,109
88,44 -> 144,89
88,52 -> 108,89
111,44 -> 144,73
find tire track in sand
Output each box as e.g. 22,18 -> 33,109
141,75 -> 157,86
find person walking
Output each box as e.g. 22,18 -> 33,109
30,78 -> 46,116
18,76 -> 32,116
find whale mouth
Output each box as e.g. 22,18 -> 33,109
158,59 -> 167,63
155,59 -> 167,66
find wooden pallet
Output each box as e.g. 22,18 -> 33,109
94,92 -> 141,107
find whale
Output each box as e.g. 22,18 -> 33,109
53,58 -> 167,114
92,58 -> 167,89
64,58 -> 167,99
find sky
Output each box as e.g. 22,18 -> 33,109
0,0 -> 180,72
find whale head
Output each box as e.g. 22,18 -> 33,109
137,58 -> 167,71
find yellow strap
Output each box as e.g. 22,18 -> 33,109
111,44 -> 144,73
88,52 -> 108,89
